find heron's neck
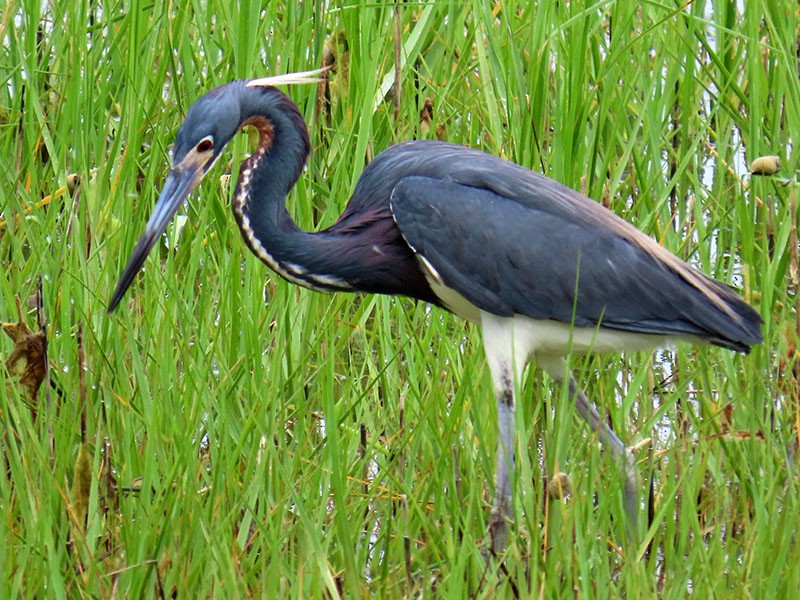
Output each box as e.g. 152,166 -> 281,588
231,87 -> 352,292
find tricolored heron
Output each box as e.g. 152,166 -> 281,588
108,71 -> 763,552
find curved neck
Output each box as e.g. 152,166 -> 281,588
231,85 -> 307,231
230,86 -> 353,291
226,84 -> 436,304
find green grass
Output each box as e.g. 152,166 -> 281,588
1,0 -> 798,597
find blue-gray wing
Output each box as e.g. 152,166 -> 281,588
389,175 -> 759,350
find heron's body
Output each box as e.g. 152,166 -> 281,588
109,77 -> 762,551
322,141 -> 757,346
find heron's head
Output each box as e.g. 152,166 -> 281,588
171,85 -> 243,177
108,70 -> 324,313
106,83 -> 247,312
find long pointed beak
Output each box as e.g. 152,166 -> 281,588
108,166 -> 202,313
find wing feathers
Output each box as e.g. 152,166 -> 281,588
390,175 -> 762,351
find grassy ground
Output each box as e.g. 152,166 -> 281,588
1,0 -> 798,597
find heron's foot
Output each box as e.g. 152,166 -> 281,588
487,507 -> 509,555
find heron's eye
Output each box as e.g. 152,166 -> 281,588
196,137 -> 214,153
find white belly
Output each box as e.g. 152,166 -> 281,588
426,275 -> 689,380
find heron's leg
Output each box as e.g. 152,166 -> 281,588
567,376 -> 639,536
480,313 -> 529,554
488,374 -> 515,553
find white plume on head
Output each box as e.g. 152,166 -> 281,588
247,67 -> 328,88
